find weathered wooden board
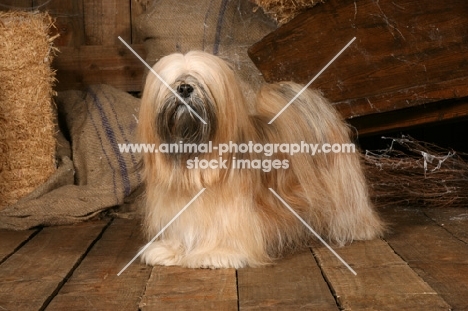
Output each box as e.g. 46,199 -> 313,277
0,229 -> 38,263
311,238 -> 451,310
349,98 -> 468,136
34,0 -> 85,47
83,0 -> 131,46
46,218 -> 151,310
412,262 -> 468,310
0,0 -> 32,10
382,208 -> 468,267
238,250 -> 339,310
382,207 -> 468,310
423,207 -> 468,244
140,266 -> 238,310
131,0 -> 151,44
0,220 -> 108,310
0,1 -> 85,47
53,44 -> 147,92
1,1 -> 146,92
249,0 -> 468,121
1,208 -> 468,309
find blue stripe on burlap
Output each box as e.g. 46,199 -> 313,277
213,0 -> 229,55
86,90 -> 119,201
101,90 -> 141,185
89,86 -> 132,197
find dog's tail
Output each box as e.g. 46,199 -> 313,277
256,82 -> 384,246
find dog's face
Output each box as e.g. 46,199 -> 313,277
140,51 -> 252,150
157,74 -> 217,146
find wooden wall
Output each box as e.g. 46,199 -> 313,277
2,0 -> 468,136
0,0 -> 149,92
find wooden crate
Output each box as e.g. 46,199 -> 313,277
249,0 -> 468,135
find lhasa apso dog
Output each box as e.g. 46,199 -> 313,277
138,51 -> 384,269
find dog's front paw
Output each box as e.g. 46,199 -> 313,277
140,241 -> 183,266
181,251 -> 249,269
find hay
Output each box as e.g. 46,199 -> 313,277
0,11 -> 58,210
250,0 -> 324,24
364,136 -> 468,208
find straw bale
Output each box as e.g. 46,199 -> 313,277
0,11 -> 58,209
250,0 -> 324,24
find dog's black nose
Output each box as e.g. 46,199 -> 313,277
177,84 -> 194,98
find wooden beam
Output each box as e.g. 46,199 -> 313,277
249,0 -> 468,120
53,44 -> 147,92
348,98 -> 468,136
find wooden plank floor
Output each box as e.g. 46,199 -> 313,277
1,207 -> 467,310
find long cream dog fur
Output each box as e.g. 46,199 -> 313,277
138,51 -> 384,269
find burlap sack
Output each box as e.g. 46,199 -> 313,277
0,85 -> 141,230
136,0 -> 276,93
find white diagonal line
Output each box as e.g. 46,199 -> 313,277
268,36 -> 356,124
118,36 -> 207,125
268,188 -> 357,275
117,188 -> 206,276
